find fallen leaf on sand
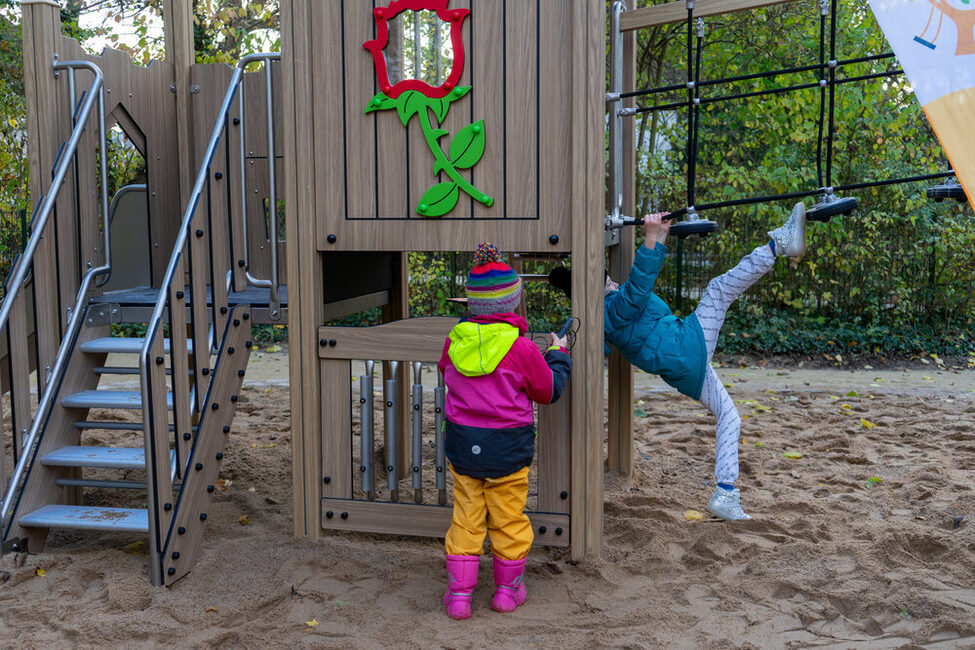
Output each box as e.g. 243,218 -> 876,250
35,568 -> 46,577
205,606 -> 218,613
122,541 -> 145,554
866,477 -> 883,487
305,618 -> 319,628
783,451 -> 802,459
860,419 -> 876,429
238,515 -> 251,526
684,510 -> 704,521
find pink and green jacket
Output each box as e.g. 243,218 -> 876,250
437,313 -> 571,479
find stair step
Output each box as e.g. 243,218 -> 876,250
62,390 -> 173,410
41,446 -> 176,471
80,337 -> 194,355
95,367 -> 198,377
19,505 -> 148,533
75,421 -> 197,433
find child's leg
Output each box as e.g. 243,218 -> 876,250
445,466 -> 488,555
484,466 -> 532,613
699,365 -> 742,486
483,466 -> 533,560
693,245 -> 775,360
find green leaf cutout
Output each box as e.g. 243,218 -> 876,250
449,120 -> 486,170
397,91 -> 428,127
417,182 -> 459,217
364,92 -> 397,114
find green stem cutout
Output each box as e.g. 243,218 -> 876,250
365,88 -> 494,218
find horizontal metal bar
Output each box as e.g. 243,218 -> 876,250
56,478 -> 148,490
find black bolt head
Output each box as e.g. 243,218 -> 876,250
237,259 -> 245,267
232,117 -> 240,126
329,339 -> 337,347
237,369 -> 245,377
234,319 -> 241,327
223,426 -> 231,433
155,356 -> 164,365
171,551 -> 180,559
539,526 -> 547,534
360,465 -> 367,472
164,502 -> 172,511
212,403 -> 219,411
341,512 -> 349,520
178,526 -> 186,535
195,229 -> 204,238
560,491 -> 568,500
201,368 -> 210,376
220,306 -> 228,315
326,511 -> 334,519
555,527 -> 563,536
215,452 -> 223,460
228,347 -> 235,355
207,485 -> 214,493
549,234 -> 559,245
323,476 -> 331,484
183,432 -> 191,441
168,567 -> 176,576
230,394 -> 238,402
412,466 -> 419,472
327,234 -> 337,244
245,341 -> 253,348
195,462 -> 203,471
176,290 -> 184,299
200,513 -> 207,521
320,339 -> 328,347
214,171 -> 223,180
243,313 -> 250,320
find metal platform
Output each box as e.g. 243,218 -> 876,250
40,445 -> 175,471
91,285 -> 288,325
80,337 -> 193,355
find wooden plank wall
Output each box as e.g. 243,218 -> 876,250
312,0 -> 575,253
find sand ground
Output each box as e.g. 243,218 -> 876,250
2,351 -> 974,648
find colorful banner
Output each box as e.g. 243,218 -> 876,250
868,0 -> 975,205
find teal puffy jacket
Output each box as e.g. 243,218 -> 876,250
604,243 -> 707,400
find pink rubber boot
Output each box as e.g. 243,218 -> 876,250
490,556 -> 527,613
443,554 -> 479,620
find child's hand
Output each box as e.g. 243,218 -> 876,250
642,212 -> 671,246
550,332 -> 568,350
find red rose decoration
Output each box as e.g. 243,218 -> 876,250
363,0 -> 470,100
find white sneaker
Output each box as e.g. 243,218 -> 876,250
706,487 -> 752,521
768,202 -> 806,258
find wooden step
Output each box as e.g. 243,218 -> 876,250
19,505 -> 149,533
61,390 -> 173,410
40,445 -> 178,471
79,337 -> 194,355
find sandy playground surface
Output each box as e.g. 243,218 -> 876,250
2,351 -> 975,648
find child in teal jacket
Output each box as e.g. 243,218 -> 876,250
605,206 -> 807,519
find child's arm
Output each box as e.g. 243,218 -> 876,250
513,339 -> 572,405
605,242 -> 667,325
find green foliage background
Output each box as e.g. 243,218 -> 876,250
623,0 -> 974,357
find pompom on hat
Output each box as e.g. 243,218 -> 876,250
465,243 -> 522,316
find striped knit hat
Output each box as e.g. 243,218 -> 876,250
465,243 -> 522,316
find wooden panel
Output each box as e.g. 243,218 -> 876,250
321,498 -> 570,547
320,359 -> 353,498
536,385 -> 572,514
163,0 -> 196,208
621,0 -> 796,31
318,317 -> 457,363
162,308 -> 251,585
313,0 -> 347,246
343,6 -> 380,221
375,3 -> 410,220
504,0 -> 538,218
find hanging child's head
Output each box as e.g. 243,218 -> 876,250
465,243 -> 522,316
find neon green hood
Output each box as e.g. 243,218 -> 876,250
447,321 -> 520,377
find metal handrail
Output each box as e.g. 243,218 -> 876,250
138,52 -> 279,585
0,59 -> 110,533
238,53 -> 283,321
108,184 -> 147,226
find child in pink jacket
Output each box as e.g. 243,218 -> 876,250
437,243 -> 572,620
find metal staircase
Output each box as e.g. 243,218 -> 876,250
0,53 -> 280,585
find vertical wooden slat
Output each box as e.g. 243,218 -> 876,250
374,4 -> 410,220
344,8 -> 379,220
314,0 -> 347,249
23,2 -> 62,395
286,0 -> 325,538
504,0 -> 538,218
471,0 -> 504,219
164,0 -> 196,209
607,0 -> 636,476
536,385 -> 571,514
538,0 -> 573,228
187,199 -> 211,414
568,0 -> 605,560
146,334 -> 175,546
6,294 -> 32,457
321,359 -> 353,498
168,258 -> 193,475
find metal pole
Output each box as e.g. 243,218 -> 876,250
609,1 -> 626,225
435,372 -> 446,506
263,58 -> 281,321
360,361 -> 375,501
411,362 -> 423,504
385,361 -> 399,503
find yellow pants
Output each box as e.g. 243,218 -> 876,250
444,465 -> 533,561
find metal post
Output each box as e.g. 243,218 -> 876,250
435,372 -> 446,506
263,58 -> 281,321
608,1 -> 626,226
360,361 -> 375,501
411,362 -> 423,504
385,360 -> 399,503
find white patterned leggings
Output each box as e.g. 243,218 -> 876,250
693,245 -> 776,485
